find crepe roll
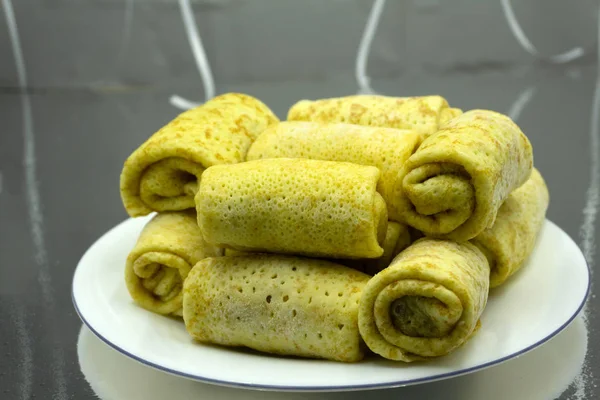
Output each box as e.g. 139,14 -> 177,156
472,168 -> 549,288
358,239 -> 489,361
394,110 -> 533,241
125,211 -> 223,315
196,158 -> 388,259
120,93 -> 278,217
183,255 -> 370,362
287,95 -> 462,136
246,121 -> 422,217
224,222 -> 411,275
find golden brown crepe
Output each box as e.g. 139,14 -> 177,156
125,211 -> 222,315
358,239 -> 489,361
120,93 -> 278,217
196,158 -> 388,259
183,255 -> 370,362
287,95 -> 462,136
472,168 -> 549,288
246,121 -> 422,218
393,109 -> 533,241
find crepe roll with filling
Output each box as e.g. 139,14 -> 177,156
394,109 -> 533,241
287,95 -> 462,136
471,168 -> 549,288
196,158 -> 388,259
183,255 -> 370,362
125,211 -> 223,315
358,239 -> 489,361
247,121 -> 422,218
120,93 -> 278,217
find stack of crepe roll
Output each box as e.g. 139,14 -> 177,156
120,93 -> 548,363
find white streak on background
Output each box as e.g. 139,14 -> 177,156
501,0 -> 585,64
580,87 -> 599,270
2,0 -> 68,399
507,86 -> 536,122
9,304 -> 34,400
355,0 -> 386,95
580,8 -> 600,274
170,0 -> 215,110
571,6 -> 600,399
113,0 -> 135,72
570,70 -> 598,400
170,95 -> 201,111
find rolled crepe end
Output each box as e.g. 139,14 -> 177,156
401,163 -> 475,238
396,110 -> 533,241
120,93 -> 279,217
358,239 -> 489,362
120,137 -> 207,218
125,252 -> 191,315
390,289 -> 462,338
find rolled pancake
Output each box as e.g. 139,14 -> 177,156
358,239 -> 489,361
125,211 -> 223,315
120,93 -> 278,217
246,121 -> 422,218
226,222 -> 412,276
196,158 -> 388,259
394,109 -> 533,241
472,168 -> 549,288
287,95 -> 462,136
183,255 -> 370,362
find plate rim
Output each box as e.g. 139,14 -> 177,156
72,218 -> 591,392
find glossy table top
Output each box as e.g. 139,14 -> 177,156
0,0 -> 598,399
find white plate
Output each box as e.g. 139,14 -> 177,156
72,217 -> 590,392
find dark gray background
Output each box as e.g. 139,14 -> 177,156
0,0 -> 598,399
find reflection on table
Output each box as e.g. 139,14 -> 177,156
77,315 -> 587,400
